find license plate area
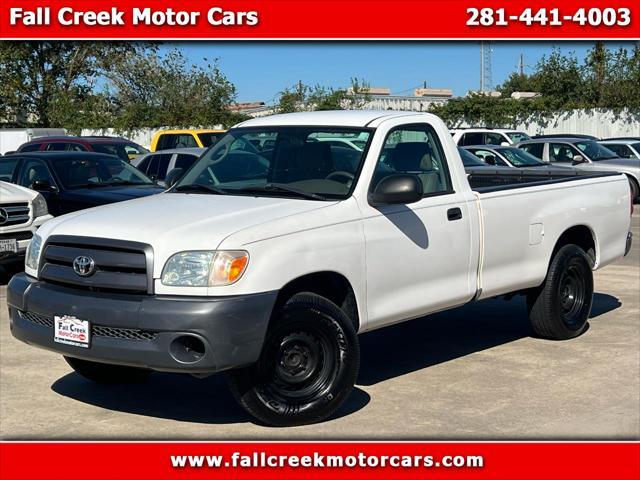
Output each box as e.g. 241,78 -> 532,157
54,316 -> 91,348
0,239 -> 17,253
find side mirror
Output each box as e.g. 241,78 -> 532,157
165,168 -> 185,188
572,155 -> 585,165
31,180 -> 56,192
500,141 -> 510,147
484,154 -> 497,166
369,174 -> 423,206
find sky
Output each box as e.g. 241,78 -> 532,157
164,42 -> 636,103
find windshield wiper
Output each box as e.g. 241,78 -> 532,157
174,183 -> 228,195
234,183 -> 327,201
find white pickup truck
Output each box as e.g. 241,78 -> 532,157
8,111 -> 633,427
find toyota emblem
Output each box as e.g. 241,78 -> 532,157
0,208 -> 8,225
72,256 -> 96,277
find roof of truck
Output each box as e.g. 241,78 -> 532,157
235,110 -> 427,128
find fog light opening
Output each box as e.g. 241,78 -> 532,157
169,335 -> 206,364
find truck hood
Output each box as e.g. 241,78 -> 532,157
62,184 -> 165,206
38,192 -> 335,271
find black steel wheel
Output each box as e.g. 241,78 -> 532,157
527,244 -> 593,340
227,292 -> 359,426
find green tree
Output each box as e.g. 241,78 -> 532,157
276,78 -> 370,113
0,42 -> 136,127
106,48 -> 242,130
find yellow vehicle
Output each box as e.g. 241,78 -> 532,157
150,129 -> 226,152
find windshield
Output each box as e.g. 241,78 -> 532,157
574,141 -> 619,161
506,132 -> 531,143
197,132 -> 225,147
91,142 -> 149,161
458,148 -> 487,167
175,127 -> 372,200
496,147 -> 546,167
50,156 -> 155,189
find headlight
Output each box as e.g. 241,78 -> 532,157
32,194 -> 48,218
25,233 -> 43,273
161,250 -> 249,287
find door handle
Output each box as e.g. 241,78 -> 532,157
447,207 -> 463,221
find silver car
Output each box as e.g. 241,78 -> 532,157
515,138 -> 640,201
132,148 -> 206,187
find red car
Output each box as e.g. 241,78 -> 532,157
17,136 -> 149,162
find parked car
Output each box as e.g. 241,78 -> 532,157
516,138 -> 640,201
312,137 -> 367,151
150,129 -> 226,151
532,133 -> 599,140
451,128 -> 531,146
0,128 -> 66,155
8,111 -> 633,427
132,148 -> 205,186
17,136 -> 149,162
6,152 -> 165,216
598,139 -> 640,160
0,181 -> 53,268
462,145 -> 551,168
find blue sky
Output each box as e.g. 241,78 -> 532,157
165,42 -> 636,103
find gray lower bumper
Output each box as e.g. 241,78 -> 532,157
7,273 -> 278,374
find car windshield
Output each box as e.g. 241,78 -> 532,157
458,148 -> 487,167
175,127 -> 372,200
574,141 -> 619,161
50,156 -> 155,189
198,132 -> 225,147
506,132 -> 531,143
91,142 -> 149,161
496,147 -> 546,167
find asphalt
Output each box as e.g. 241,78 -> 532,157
1,213 -> 638,440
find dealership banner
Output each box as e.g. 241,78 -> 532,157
0,0 -> 639,39
1,442 -> 639,479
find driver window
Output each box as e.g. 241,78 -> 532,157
20,160 -> 55,188
372,125 -> 453,196
549,143 -> 575,163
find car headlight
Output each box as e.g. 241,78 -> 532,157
32,194 -> 48,218
25,233 -> 43,274
161,250 -> 249,287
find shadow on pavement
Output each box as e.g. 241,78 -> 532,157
51,370 -> 370,425
50,291 -> 619,424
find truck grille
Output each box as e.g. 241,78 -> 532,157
18,310 -> 157,342
0,203 -> 30,227
39,235 -> 153,294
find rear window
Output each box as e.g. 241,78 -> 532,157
197,132 -> 224,147
519,143 -> 544,159
460,132 -> 483,146
19,143 -> 41,152
157,134 -> 199,150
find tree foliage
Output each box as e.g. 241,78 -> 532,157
434,43 -> 640,127
276,78 -> 370,113
0,43 -> 244,131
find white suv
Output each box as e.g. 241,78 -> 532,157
0,181 -> 52,268
451,128 -> 531,146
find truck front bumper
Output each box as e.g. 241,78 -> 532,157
7,273 -> 278,374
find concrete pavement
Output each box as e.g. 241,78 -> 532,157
1,214 -> 638,440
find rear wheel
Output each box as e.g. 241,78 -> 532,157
527,244 -> 593,340
64,356 -> 151,384
227,293 -> 359,427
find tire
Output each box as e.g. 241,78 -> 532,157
64,356 -> 151,384
227,292 -> 360,427
527,244 -> 594,340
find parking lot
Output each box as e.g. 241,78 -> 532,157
1,212 -> 638,440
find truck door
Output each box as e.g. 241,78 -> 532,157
360,123 -> 475,330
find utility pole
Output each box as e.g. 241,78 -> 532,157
519,53 -> 525,76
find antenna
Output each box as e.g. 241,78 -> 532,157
480,41 -> 493,92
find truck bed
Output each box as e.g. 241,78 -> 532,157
467,167 -> 620,192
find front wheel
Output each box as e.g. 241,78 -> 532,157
227,293 -> 360,427
527,244 -> 594,340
